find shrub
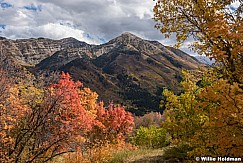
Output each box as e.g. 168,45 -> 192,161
133,126 -> 170,148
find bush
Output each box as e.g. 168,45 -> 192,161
133,126 -> 170,148
134,112 -> 165,129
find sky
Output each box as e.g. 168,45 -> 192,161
0,0 -> 240,56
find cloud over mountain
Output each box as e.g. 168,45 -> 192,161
0,0 -> 203,55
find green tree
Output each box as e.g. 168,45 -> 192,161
133,126 -> 169,148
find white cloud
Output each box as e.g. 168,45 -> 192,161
231,1 -> 240,9
3,22 -> 100,44
1,0 -> 159,40
0,0 -> 196,54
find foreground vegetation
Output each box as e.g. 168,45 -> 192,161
153,0 -> 243,159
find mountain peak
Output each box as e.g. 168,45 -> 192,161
108,32 -> 143,45
120,32 -> 143,40
60,37 -> 80,42
121,32 -> 137,37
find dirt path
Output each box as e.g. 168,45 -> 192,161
124,147 -> 187,163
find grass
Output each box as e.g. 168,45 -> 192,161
108,148 -> 165,163
108,144 -> 191,163
51,145 -> 190,163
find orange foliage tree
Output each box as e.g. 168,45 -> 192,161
7,72 -> 95,162
0,69 -> 13,162
89,103 -> 134,145
0,69 -> 29,162
1,71 -> 134,162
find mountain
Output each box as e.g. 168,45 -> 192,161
0,32 -> 202,115
0,36 -> 93,66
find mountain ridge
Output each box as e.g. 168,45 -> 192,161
0,32 -> 202,115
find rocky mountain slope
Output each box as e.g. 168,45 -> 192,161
0,36 -> 94,65
0,33 -> 202,115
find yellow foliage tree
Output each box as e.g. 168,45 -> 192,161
162,70 -> 243,157
154,0 -> 243,157
79,87 -> 99,116
153,0 -> 243,83
0,70 -> 29,162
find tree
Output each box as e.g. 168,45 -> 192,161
153,0 -> 243,83
1,71 -> 135,162
89,102 -> 134,145
0,69 -> 29,162
5,72 -> 94,162
133,126 -> 169,149
0,69 -> 13,162
162,70 -> 243,157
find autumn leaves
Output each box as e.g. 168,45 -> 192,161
154,0 -> 243,158
0,71 -> 134,162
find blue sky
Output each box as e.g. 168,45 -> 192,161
0,1 -> 12,9
23,4 -> 42,12
0,0 -> 240,55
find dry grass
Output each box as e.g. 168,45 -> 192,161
108,145 -> 189,163
51,145 -> 189,163
108,148 -> 166,163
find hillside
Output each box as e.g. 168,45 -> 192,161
0,33 -> 202,115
